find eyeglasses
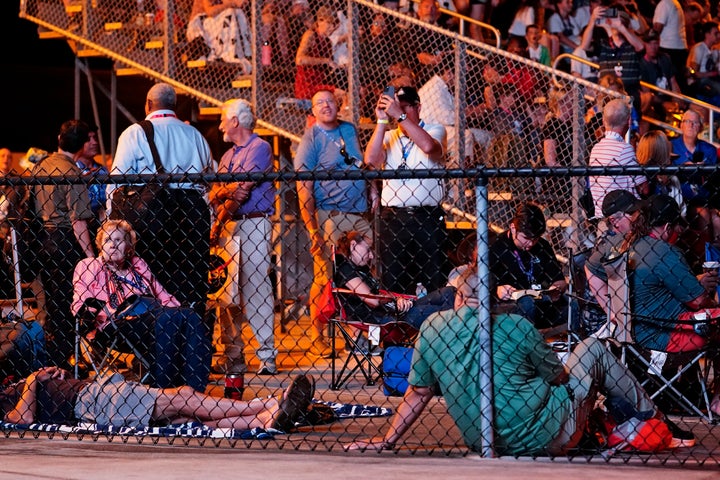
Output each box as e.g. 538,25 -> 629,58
682,119 -> 701,126
313,98 -> 336,107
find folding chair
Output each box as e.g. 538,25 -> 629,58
73,296 -> 152,381
325,284 -> 418,390
603,252 -> 716,422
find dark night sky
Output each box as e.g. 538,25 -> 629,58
1,1 -> 153,154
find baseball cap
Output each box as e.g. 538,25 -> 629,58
397,86 -> 420,105
645,194 -> 684,227
602,190 -> 640,217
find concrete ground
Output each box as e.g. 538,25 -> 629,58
2,313 -> 720,478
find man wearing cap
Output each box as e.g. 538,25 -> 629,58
295,89 -> 372,358
489,202 -> 572,329
585,189 -> 641,327
587,98 -> 645,220
365,85 -> 447,294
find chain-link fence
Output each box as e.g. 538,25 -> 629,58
9,0 -> 720,466
0,165 -> 719,464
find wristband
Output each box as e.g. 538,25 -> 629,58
377,119 -> 389,125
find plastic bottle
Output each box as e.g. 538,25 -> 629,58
261,41 -> 272,67
415,282 -> 427,298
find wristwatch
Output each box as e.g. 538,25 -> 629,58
397,113 -> 408,122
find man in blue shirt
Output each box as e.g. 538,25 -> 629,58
295,89 -> 374,358
210,99 -> 278,375
670,109 -> 718,206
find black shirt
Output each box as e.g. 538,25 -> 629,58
489,231 -> 565,295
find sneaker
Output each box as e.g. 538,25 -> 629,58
665,418 -> 696,448
271,374 -> 315,432
308,337 -> 334,359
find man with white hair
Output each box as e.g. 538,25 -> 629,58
587,98 -> 645,219
209,99 -> 278,376
111,83 -> 214,315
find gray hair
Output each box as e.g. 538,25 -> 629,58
456,267 -> 479,300
147,83 -> 177,110
602,98 -> 631,131
223,99 -> 256,130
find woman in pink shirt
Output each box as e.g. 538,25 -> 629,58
72,220 -> 211,391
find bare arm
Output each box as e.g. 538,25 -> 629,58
381,96 -> 444,161
296,31 -> 337,68
543,138 -> 558,167
345,385 -> 434,450
364,96 -> 390,170
296,180 -> 324,255
72,219 -> 95,258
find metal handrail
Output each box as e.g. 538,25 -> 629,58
408,0 -> 501,49
553,52 -> 720,144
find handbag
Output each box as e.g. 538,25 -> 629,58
113,294 -> 162,321
110,120 -> 164,226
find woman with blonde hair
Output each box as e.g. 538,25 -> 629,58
72,220 -> 211,391
636,130 -> 685,216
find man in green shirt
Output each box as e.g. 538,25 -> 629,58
347,268 -> 657,455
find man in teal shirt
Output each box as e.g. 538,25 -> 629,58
347,268 -> 657,455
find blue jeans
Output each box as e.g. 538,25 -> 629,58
514,294 -> 579,330
98,306 -> 212,391
369,286 -> 457,329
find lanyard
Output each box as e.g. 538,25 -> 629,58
512,250 -> 538,285
397,121 -> 425,169
316,126 -> 347,158
148,112 -> 176,119
105,264 -> 150,308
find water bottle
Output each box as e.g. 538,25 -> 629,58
415,283 -> 427,298
261,41 -> 272,67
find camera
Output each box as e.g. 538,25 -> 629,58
383,85 -> 395,97
602,7 -> 618,17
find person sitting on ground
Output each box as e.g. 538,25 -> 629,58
333,231 -> 456,333
72,220 -> 212,392
346,268 -> 680,455
490,202 -> 575,329
1,366 -> 313,432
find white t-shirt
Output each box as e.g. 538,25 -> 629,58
688,42 -> 719,73
653,0 -> 687,50
508,6 -> 535,37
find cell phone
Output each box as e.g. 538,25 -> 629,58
383,85 -> 395,97
602,7 -> 618,17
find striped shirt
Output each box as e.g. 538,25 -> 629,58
588,132 -> 645,218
